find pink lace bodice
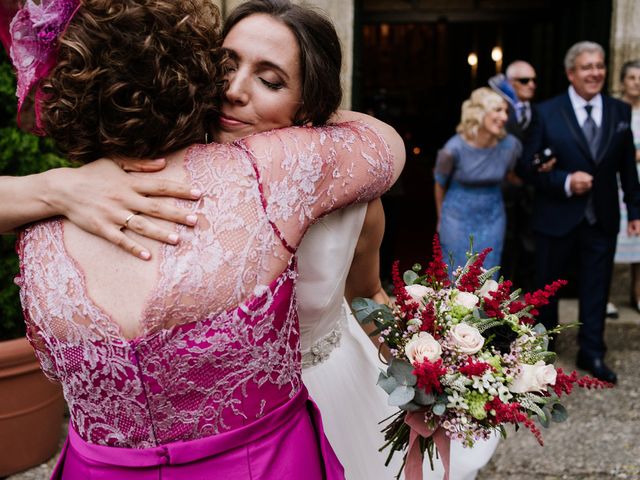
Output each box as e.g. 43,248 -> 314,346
16,122 -> 394,448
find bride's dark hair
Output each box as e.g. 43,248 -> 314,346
40,0 -> 223,163
224,0 -> 342,126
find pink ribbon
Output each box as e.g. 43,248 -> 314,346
404,411 -> 451,480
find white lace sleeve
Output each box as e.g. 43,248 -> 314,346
239,121 -> 394,249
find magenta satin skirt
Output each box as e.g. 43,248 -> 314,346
51,387 -> 344,480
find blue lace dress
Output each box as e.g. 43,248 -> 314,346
435,133 -> 522,275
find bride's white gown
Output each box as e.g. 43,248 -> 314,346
297,204 -> 499,480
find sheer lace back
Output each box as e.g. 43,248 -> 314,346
16,121 -> 394,448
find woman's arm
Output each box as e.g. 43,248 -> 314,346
344,199 -> 387,305
330,110 -> 405,184
1,159 -> 201,259
344,199 -> 391,359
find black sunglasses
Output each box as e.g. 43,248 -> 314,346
514,77 -> 536,85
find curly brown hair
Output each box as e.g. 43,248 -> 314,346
40,0 -> 223,163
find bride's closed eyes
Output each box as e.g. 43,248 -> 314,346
223,49 -> 289,93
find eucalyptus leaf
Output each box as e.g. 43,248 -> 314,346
532,323 -> 548,335
550,403 -> 568,423
388,359 -> 417,386
351,297 -> 370,310
432,403 -> 447,416
351,297 -> 392,325
538,408 -> 550,428
388,385 -> 415,406
414,388 -> 436,406
378,372 -> 399,394
403,270 -> 419,285
399,401 -> 423,412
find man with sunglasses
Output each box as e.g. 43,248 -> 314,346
519,41 -> 640,384
506,60 -> 538,139
495,61 -> 539,295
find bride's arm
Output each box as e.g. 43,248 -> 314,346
344,199 -> 392,360
0,159 -> 201,259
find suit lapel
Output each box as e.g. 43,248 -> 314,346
596,96 -> 614,163
559,93 -> 593,161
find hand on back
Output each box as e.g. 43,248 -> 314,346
54,158 -> 201,259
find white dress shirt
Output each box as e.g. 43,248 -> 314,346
564,86 -> 603,196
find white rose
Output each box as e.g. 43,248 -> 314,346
405,332 -> 442,364
478,279 -> 499,299
509,361 -> 557,393
453,291 -> 479,309
449,323 -> 484,354
405,284 -> 433,304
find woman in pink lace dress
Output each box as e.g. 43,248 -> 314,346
10,1 -> 404,478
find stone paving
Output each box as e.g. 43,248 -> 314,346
7,267 -> 640,480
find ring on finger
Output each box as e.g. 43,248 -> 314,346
123,212 -> 138,229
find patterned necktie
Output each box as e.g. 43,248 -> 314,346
582,104 -> 598,158
516,103 -> 528,127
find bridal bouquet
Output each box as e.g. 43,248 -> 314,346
352,235 -> 612,480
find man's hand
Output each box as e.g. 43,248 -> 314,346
569,171 -> 593,195
537,157 -> 556,173
628,219 -> 640,236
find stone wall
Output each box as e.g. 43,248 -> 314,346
609,0 -> 640,94
211,0 -> 354,108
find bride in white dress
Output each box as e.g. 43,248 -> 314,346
298,201 -> 402,479
297,201 -> 500,480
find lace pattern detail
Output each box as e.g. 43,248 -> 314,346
16,121 -> 395,448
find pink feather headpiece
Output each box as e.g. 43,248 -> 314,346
8,0 -> 80,132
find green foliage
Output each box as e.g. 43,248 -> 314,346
0,49 -> 70,340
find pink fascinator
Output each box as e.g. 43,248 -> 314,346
8,0 -> 80,132
0,0 -> 22,53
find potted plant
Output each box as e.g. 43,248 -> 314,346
0,49 -> 69,477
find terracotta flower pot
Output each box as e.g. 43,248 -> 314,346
0,336 -> 65,477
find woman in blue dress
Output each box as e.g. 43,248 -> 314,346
435,87 -> 522,274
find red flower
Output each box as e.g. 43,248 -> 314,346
413,359 -> 446,395
392,261 -> 419,316
508,300 -> 526,315
459,360 -> 493,377
420,302 -> 437,335
485,398 -> 525,424
577,375 -> 615,390
485,398 -> 543,444
426,235 -> 450,287
483,296 -> 504,319
552,368 -> 579,397
457,248 -> 492,292
552,368 -> 613,398
523,279 -> 568,316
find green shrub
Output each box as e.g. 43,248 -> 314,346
0,49 -> 72,340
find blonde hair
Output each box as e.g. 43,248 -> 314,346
456,87 -> 507,140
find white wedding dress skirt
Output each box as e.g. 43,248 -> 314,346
297,204 -> 499,480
